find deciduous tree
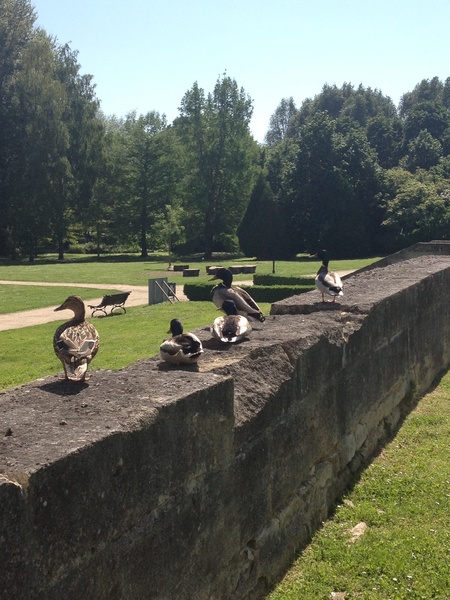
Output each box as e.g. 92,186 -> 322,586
381,171 -> 450,251
264,97 -> 297,146
8,30 -> 71,260
0,0 -> 37,255
177,75 -> 258,258
401,130 -> 443,172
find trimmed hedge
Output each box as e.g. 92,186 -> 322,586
183,283 -> 315,303
183,283 -> 213,302
253,274 -> 315,286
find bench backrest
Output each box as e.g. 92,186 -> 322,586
101,292 -> 130,306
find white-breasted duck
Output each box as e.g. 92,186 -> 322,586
312,249 -> 344,302
211,299 -> 252,343
159,319 -> 204,365
210,268 -> 265,322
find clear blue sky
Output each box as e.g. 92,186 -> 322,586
32,0 -> 450,142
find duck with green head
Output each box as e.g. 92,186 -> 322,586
312,249 -> 344,303
160,319 -> 204,365
210,268 -> 265,322
211,299 -> 252,343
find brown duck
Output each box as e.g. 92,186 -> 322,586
53,295 -> 99,382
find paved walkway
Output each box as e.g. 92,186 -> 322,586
0,280 -> 188,332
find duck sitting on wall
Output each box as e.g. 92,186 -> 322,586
53,295 -> 100,382
211,299 -> 252,343
210,268 -> 265,322
160,319 -> 204,365
312,249 -> 344,303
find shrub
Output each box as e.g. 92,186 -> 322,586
183,283 -> 315,303
183,283 -> 212,302
248,285 -> 315,302
254,274 -> 315,286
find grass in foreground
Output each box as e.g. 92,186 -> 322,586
267,373 -> 450,600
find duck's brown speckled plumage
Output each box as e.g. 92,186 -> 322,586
53,296 -> 99,382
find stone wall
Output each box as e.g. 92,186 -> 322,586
2,244 -> 450,599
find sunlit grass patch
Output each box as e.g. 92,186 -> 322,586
267,373 -> 450,599
0,255 -> 380,286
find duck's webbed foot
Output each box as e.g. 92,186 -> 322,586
58,363 -> 70,381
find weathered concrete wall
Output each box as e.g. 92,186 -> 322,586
2,245 -> 450,599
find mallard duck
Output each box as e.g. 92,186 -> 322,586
160,319 -> 204,365
210,268 -> 265,322
53,295 -> 99,382
312,249 -> 343,302
211,299 -> 252,343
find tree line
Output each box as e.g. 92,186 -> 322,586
255,81 -> 450,257
2,0 -> 450,261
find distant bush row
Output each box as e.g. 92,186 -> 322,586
183,280 -> 315,303
253,274 -> 315,286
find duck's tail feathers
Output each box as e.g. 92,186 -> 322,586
248,312 -> 265,322
67,361 -> 88,381
330,287 -> 343,296
220,327 -> 239,343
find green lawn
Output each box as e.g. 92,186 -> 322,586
267,374 -> 450,599
0,253 -> 381,286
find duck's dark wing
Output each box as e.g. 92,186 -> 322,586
316,268 -> 343,296
231,286 -> 265,322
178,333 -> 203,356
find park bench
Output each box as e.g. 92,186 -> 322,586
88,291 -> 131,317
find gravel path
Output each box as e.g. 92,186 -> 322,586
0,280 -> 188,332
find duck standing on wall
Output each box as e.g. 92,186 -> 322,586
160,319 -> 204,365
53,296 -> 100,382
210,268 -> 265,322
312,249 -> 344,303
211,299 -> 252,343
